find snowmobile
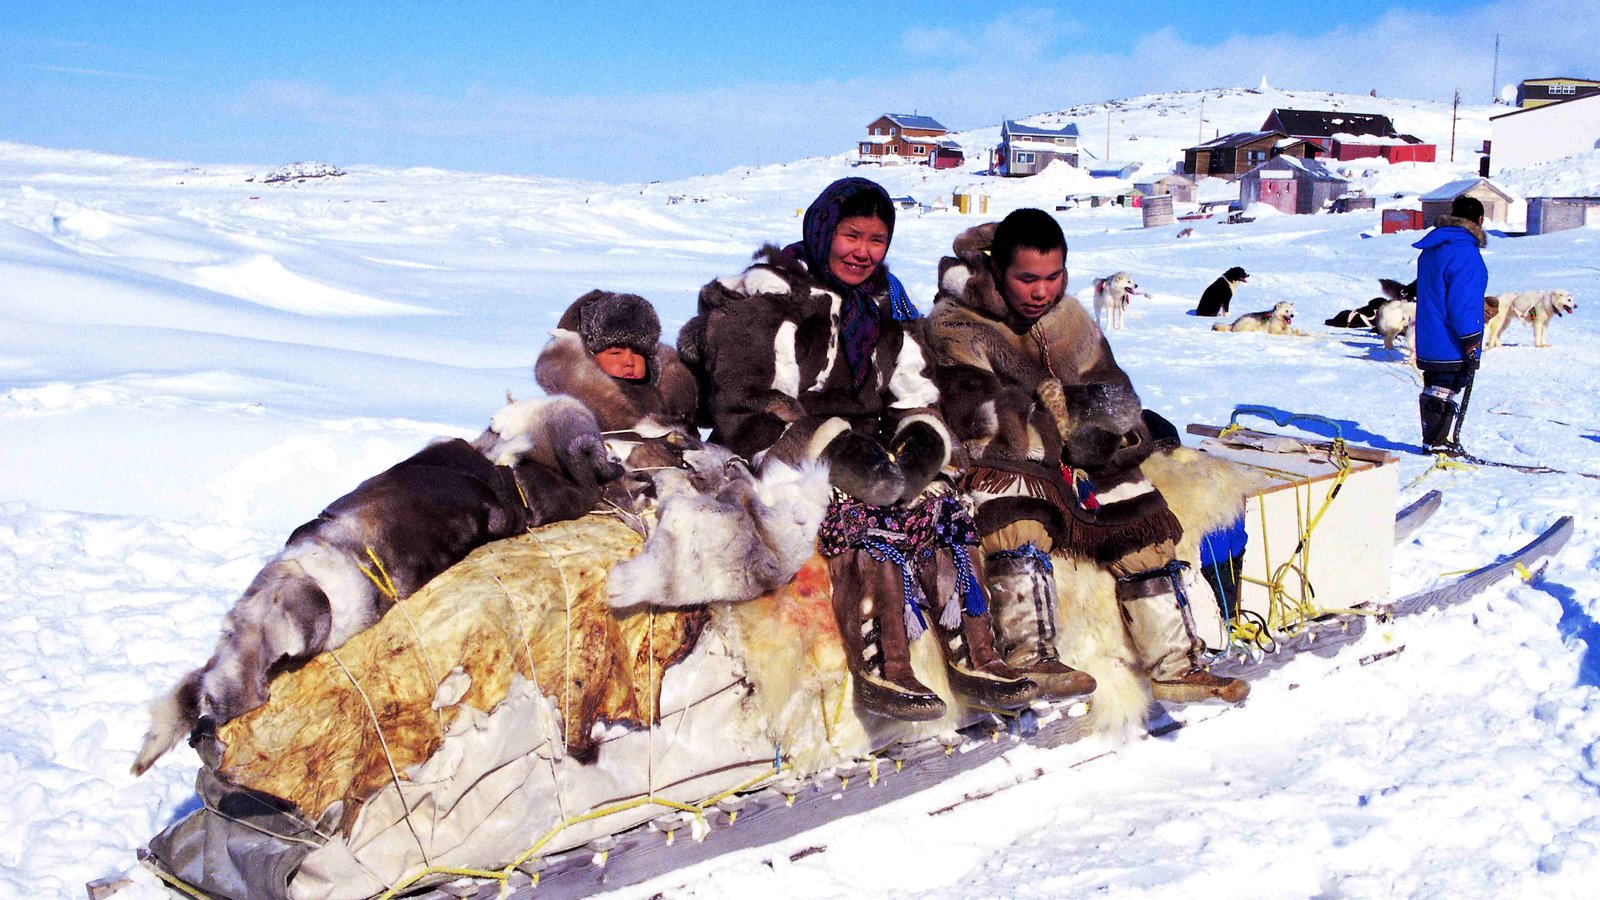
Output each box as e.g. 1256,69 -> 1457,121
112,410 -> 1573,900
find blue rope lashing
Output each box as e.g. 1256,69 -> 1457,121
950,545 -> 987,622
885,272 -> 919,322
990,542 -> 1053,574
862,538 -> 928,642
1160,560 -> 1192,609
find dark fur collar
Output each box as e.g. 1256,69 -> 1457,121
1433,214 -> 1489,248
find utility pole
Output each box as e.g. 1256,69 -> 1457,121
1491,34 -> 1500,102
1198,95 -> 1205,144
1105,105 -> 1111,160
1451,89 -> 1460,162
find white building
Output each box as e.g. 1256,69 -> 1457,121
1489,92 -> 1600,173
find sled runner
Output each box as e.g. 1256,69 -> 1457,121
124,419 -> 1569,900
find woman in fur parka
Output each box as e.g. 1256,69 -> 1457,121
927,209 -> 1247,705
535,289 -> 700,509
678,177 -> 1036,722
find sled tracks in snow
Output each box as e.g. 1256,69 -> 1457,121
401,510 -> 1571,900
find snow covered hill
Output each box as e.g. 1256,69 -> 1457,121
2,87 -> 1599,898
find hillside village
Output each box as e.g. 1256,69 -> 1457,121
849,76 -> 1600,235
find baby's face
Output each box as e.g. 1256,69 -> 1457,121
596,346 -> 647,381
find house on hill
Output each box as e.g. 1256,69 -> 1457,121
1420,178 -> 1515,224
997,120 -> 1080,176
1262,108 -> 1392,150
1182,131 -> 1313,179
858,113 -> 949,165
1238,156 -> 1348,215
1516,77 -> 1600,108
1489,92 -> 1600,173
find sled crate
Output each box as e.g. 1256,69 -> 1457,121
1186,424 -> 1399,650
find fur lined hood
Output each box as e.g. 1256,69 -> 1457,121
535,294 -> 697,435
1418,214 -> 1488,249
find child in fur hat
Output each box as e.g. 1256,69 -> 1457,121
535,289 -> 700,510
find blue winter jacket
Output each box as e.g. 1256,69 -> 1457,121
1412,216 -> 1487,367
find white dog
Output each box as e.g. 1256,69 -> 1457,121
1092,272 -> 1138,331
1376,299 -> 1417,362
1484,290 -> 1578,349
1213,301 -> 1297,335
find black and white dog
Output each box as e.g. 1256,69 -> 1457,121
131,396 -> 623,775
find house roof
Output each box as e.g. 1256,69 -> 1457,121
881,113 -> 948,131
1246,156 -> 1346,181
1520,76 -> 1600,86
1420,178 -> 1515,203
1491,90 -> 1600,121
1187,130 -> 1287,151
1087,161 -> 1140,177
1266,108 -> 1396,138
1002,120 -> 1080,139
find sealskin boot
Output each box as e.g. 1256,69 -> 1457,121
1419,389 -> 1459,453
921,550 -> 1039,708
1116,561 -> 1248,705
985,549 -> 1097,700
828,550 -> 946,722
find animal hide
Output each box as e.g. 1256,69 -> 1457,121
607,447 -> 832,609
132,396 -> 623,776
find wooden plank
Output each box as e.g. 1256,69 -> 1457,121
1393,490 -> 1443,544
1384,516 -> 1574,618
1186,424 -> 1396,465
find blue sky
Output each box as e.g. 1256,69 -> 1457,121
2,1 -> 1592,181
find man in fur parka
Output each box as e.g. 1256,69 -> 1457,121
535,289 -> 700,509
679,177 -> 1037,721
927,208 -> 1247,705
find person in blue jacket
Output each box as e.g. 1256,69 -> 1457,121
1412,195 -> 1488,455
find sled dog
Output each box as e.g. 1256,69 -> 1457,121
1213,301 -> 1296,335
131,396 -> 624,776
1484,289 -> 1577,349
1092,271 -> 1138,331
1326,278 -> 1415,328
1376,299 -> 1417,361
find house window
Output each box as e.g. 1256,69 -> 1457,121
861,144 -> 871,154
1550,84 -> 1576,95
1248,150 -> 1266,164
1014,152 -> 1035,164
913,145 -> 925,154
1055,138 -> 1066,144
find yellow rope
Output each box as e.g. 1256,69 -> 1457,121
358,545 -> 400,601
1405,453 -> 1477,490
375,763 -> 787,900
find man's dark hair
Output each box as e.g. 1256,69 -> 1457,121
1450,195 -> 1485,222
992,208 -> 1066,272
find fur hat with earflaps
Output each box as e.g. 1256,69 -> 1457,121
557,290 -> 662,355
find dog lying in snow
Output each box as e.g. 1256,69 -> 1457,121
1092,271 -> 1138,331
1484,289 -> 1578,349
1326,278 -> 1415,329
1213,301 -> 1298,335
131,396 -> 624,776
607,445 -> 831,609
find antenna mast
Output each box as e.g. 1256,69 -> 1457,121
1450,89 -> 1460,162
1491,34 -> 1501,102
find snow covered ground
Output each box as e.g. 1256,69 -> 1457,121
2,87 -> 1598,898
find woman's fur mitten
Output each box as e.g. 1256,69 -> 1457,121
823,430 -> 905,506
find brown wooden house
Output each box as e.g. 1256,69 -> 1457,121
1182,131 -> 1312,179
858,113 -> 949,164
1420,178 -> 1515,224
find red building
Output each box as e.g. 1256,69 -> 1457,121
858,114 -> 949,164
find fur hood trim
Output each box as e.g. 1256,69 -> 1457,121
1430,214 -> 1489,248
534,329 -> 698,433
937,222 -> 1014,322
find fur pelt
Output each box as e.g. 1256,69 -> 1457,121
711,556 -> 964,774
1213,301 -> 1297,334
1484,289 -> 1578,349
607,446 -> 832,609
131,396 -> 623,776
1048,446 -> 1250,734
